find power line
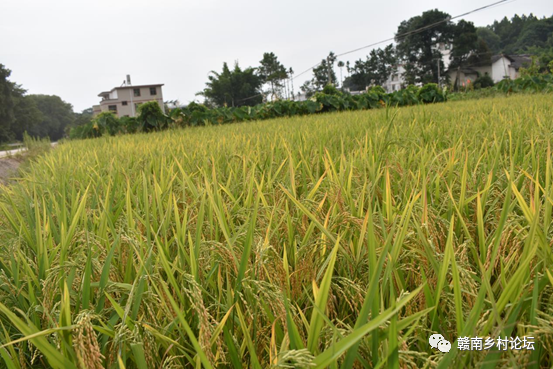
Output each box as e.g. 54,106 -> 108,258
292,0 -> 513,81
238,0 -> 514,103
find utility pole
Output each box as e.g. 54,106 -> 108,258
437,59 -> 441,88
327,56 -> 332,86
289,68 -> 294,100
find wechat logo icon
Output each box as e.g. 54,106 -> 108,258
429,334 -> 451,353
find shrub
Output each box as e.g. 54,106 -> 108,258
416,83 -> 445,103
322,84 -> 340,95
94,112 -> 121,136
137,101 -> 168,132
473,75 -> 495,89
120,116 -> 139,134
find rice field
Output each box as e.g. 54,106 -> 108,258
0,94 -> 552,368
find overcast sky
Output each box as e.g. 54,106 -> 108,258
1,0 -> 551,112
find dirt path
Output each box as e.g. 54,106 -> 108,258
0,157 -> 23,185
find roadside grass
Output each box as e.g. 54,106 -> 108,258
0,94 -> 552,368
22,132 -> 51,160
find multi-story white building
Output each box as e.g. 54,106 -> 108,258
93,76 -> 164,117
383,43 -> 452,93
383,64 -> 406,92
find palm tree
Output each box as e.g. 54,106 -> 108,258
288,67 -> 294,100
337,61 -> 345,88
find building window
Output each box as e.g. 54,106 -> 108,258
133,88 -> 141,97
122,101 -> 128,106
150,87 -> 157,95
108,105 -> 117,112
135,103 -> 141,112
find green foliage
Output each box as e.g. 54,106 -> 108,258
0,64 -> 20,142
13,95 -> 44,141
94,112 -> 121,136
450,20 -> 491,70
486,14 -> 553,54
495,73 -> 553,93
120,116 -> 139,134
137,101 -> 168,132
309,52 -> 338,90
416,83 -> 445,103
396,9 -> 455,84
473,74 -> 495,89
322,84 -> 340,95
199,62 -> 263,107
25,94 -> 75,141
344,44 -> 397,91
519,56 -> 541,77
258,52 -> 289,100
388,85 -> 420,106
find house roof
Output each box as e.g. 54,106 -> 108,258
491,54 -> 532,70
508,55 -> 532,70
98,84 -> 164,97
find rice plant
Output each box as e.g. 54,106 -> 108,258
0,94 -> 552,368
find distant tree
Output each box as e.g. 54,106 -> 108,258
451,21 -> 479,66
26,95 -> 75,141
485,13 -> 553,54
0,64 -> 76,142
514,20 -> 553,50
346,44 -> 396,90
13,95 -> 44,141
490,14 -> 539,53
395,9 -> 456,84
476,27 -> 501,53
288,67 -> 295,98
473,14 -> 553,73
449,20 -> 492,88
337,61 -> 345,87
258,52 -> 289,100
0,64 -> 18,142
198,62 -> 263,107
300,80 -> 315,97
311,52 -> 337,90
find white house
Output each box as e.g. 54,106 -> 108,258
92,75 -> 165,118
490,54 -> 531,82
383,43 -> 452,93
383,64 -> 406,93
447,54 -> 532,86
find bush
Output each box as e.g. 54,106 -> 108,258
120,116 -> 139,134
417,83 -> 445,103
473,75 -> 495,89
322,84 -> 340,96
137,101 -> 169,132
94,112 -> 121,136
389,85 -> 420,106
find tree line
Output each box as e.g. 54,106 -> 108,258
199,10 -> 553,106
197,52 -> 294,108
0,64 -> 90,144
